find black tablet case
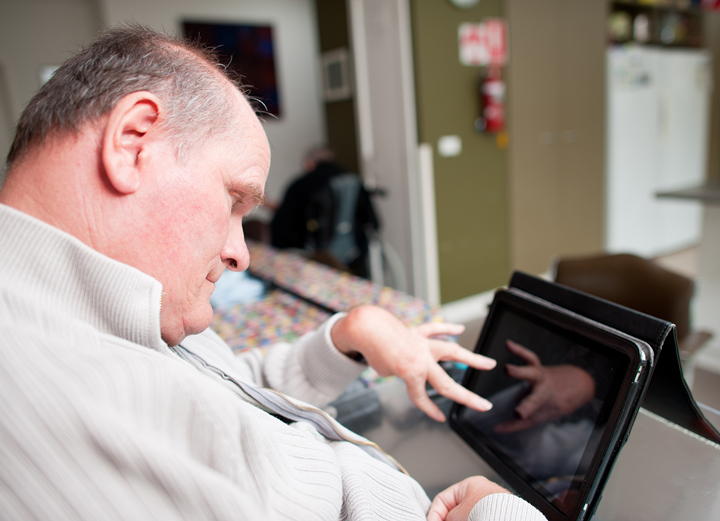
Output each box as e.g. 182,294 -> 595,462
509,271 -> 720,443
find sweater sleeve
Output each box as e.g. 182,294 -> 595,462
198,313 -> 366,408
468,493 -> 547,521
260,313 -> 368,406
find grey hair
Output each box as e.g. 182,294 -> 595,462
7,24 -> 243,167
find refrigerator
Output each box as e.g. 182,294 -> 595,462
606,45 -> 713,258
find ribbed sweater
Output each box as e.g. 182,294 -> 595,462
0,203 -> 545,521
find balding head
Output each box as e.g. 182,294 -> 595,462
7,24 -> 240,168
0,26 -> 271,346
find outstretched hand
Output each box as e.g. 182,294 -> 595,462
494,340 -> 596,433
427,477 -> 510,521
331,305 -> 497,422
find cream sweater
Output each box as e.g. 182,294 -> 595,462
0,203 -> 545,521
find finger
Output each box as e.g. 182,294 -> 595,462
505,363 -> 542,384
429,477 -> 509,521
427,484 -> 462,521
427,481 -> 466,521
430,340 -> 497,370
505,340 -> 541,366
404,375 -> 447,422
416,322 -> 466,338
427,494 -> 453,521
427,364 -> 493,413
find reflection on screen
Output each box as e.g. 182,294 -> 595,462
458,304 -> 624,516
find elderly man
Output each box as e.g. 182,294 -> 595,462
0,26 -> 545,521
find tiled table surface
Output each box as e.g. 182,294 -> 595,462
212,241 -> 441,351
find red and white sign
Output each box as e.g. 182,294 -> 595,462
703,0 -> 720,11
459,18 -> 508,67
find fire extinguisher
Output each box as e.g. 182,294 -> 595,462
475,66 -> 505,133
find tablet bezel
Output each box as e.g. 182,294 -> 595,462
449,289 -> 650,521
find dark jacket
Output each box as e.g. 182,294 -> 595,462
270,162 -> 379,266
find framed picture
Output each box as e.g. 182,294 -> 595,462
183,21 -> 281,118
322,48 -> 352,102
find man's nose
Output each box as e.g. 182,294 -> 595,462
221,219 -> 250,272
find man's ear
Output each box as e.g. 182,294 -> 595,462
101,92 -> 162,194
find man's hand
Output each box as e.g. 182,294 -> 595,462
427,477 -> 510,521
494,340 -> 595,434
331,305 -> 496,422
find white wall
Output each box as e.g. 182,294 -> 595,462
0,0 -> 326,202
0,0 -> 102,184
348,0 -> 421,296
99,0 -> 326,205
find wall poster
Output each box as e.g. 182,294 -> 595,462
183,21 -> 281,118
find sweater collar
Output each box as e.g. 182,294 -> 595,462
0,203 -> 168,352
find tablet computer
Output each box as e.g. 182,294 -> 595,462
449,288 -> 653,521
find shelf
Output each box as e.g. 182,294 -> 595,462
612,0 -> 703,13
609,0 -> 704,48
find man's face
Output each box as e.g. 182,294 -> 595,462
135,91 -> 270,346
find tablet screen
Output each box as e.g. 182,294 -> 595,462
455,301 -> 628,516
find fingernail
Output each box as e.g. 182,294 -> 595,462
476,397 -> 493,411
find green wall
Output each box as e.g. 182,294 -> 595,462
410,0 -> 510,303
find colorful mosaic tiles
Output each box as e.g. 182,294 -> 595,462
211,241 -> 441,352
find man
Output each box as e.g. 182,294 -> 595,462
0,26 -> 545,521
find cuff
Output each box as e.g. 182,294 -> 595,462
296,312 -> 367,398
468,493 -> 547,521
